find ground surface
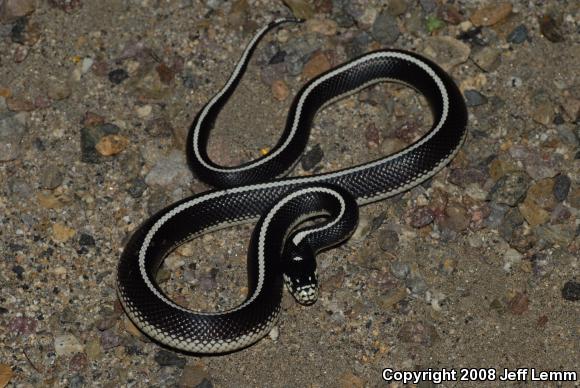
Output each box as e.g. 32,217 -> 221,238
0,0 -> 579,387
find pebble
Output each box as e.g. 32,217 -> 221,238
154,350 -> 186,368
127,177 -> 147,198
463,90 -> 488,107
0,364 -> 13,387
95,134 -> 129,156
81,111 -> 105,127
108,69 -> 129,85
48,0 -> 82,12
378,229 -> 399,251
54,334 -> 84,356
439,203 -> 470,233
283,0 -> 314,19
484,203 -> 507,229
507,292 -> 529,315
568,188 -> 580,209
52,223 -> 76,242
305,18 -> 337,36
470,2 -> 512,27
539,14 -> 564,43
406,276 -> 427,296
379,287 -> 408,310
13,45 -> 29,63
145,149 -> 193,188
562,98 -> 580,121
100,329 -> 122,350
448,167 -> 487,188
11,17 -> 41,46
68,374 -> 85,388
410,206 -> 434,228
550,204 -> 571,224
472,47 -> 501,72
552,174 -> 571,202
81,57 -> 94,74
371,10 -> 400,45
34,95 -> 50,109
178,363 -> 213,388
331,1 -> 355,28
268,326 -> 279,342
6,97 -> 35,112
397,321 -> 439,347
488,171 -> 530,207
561,281 -> 580,302
532,102 -> 553,126
8,316 -> 36,335
136,104 -> 152,118
507,25 -> 528,44
525,178 -> 557,211
156,63 -> 175,85
78,233 -> 95,247
145,116 -> 173,137
439,258 -> 457,275
338,372 -> 365,388
302,51 -> 331,80
271,79 -> 289,101
387,0 -> 407,17
351,215 -> 370,241
519,199 -> 550,227
205,0 -> 224,10
301,144 -> 323,170
535,224 -> 575,246
419,0 -> 436,13
47,81 -> 71,100
503,248 -> 522,273
123,318 -> 143,339
39,163 -> 64,190
438,4 -> 463,25
390,261 -> 410,280
80,123 -> 120,163
344,32 -> 371,59
0,112 -> 27,161
422,37 -> 470,71
68,352 -> 88,372
284,38 -> 321,76
0,0 -> 36,23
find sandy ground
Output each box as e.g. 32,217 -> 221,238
0,0 -> 578,387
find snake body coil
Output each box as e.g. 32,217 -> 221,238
117,18 -> 467,353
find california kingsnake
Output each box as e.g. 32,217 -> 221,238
117,18 -> 468,353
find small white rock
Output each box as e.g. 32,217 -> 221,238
268,326 -> 279,342
81,57 -> 94,74
503,248 -> 523,273
351,215 -> 371,241
54,334 -> 84,356
136,104 -> 152,118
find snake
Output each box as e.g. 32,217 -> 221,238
117,18 -> 468,354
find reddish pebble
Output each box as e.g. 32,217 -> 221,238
81,111 -> 105,127
9,316 -> 37,335
6,97 -> 35,112
34,95 -> 52,109
365,123 -> 380,147
156,63 -> 175,85
69,352 -> 88,372
508,292 -> 529,315
410,206 -> 435,228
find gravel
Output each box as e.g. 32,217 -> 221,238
0,0 -> 578,386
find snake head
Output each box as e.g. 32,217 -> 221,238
282,242 -> 319,305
